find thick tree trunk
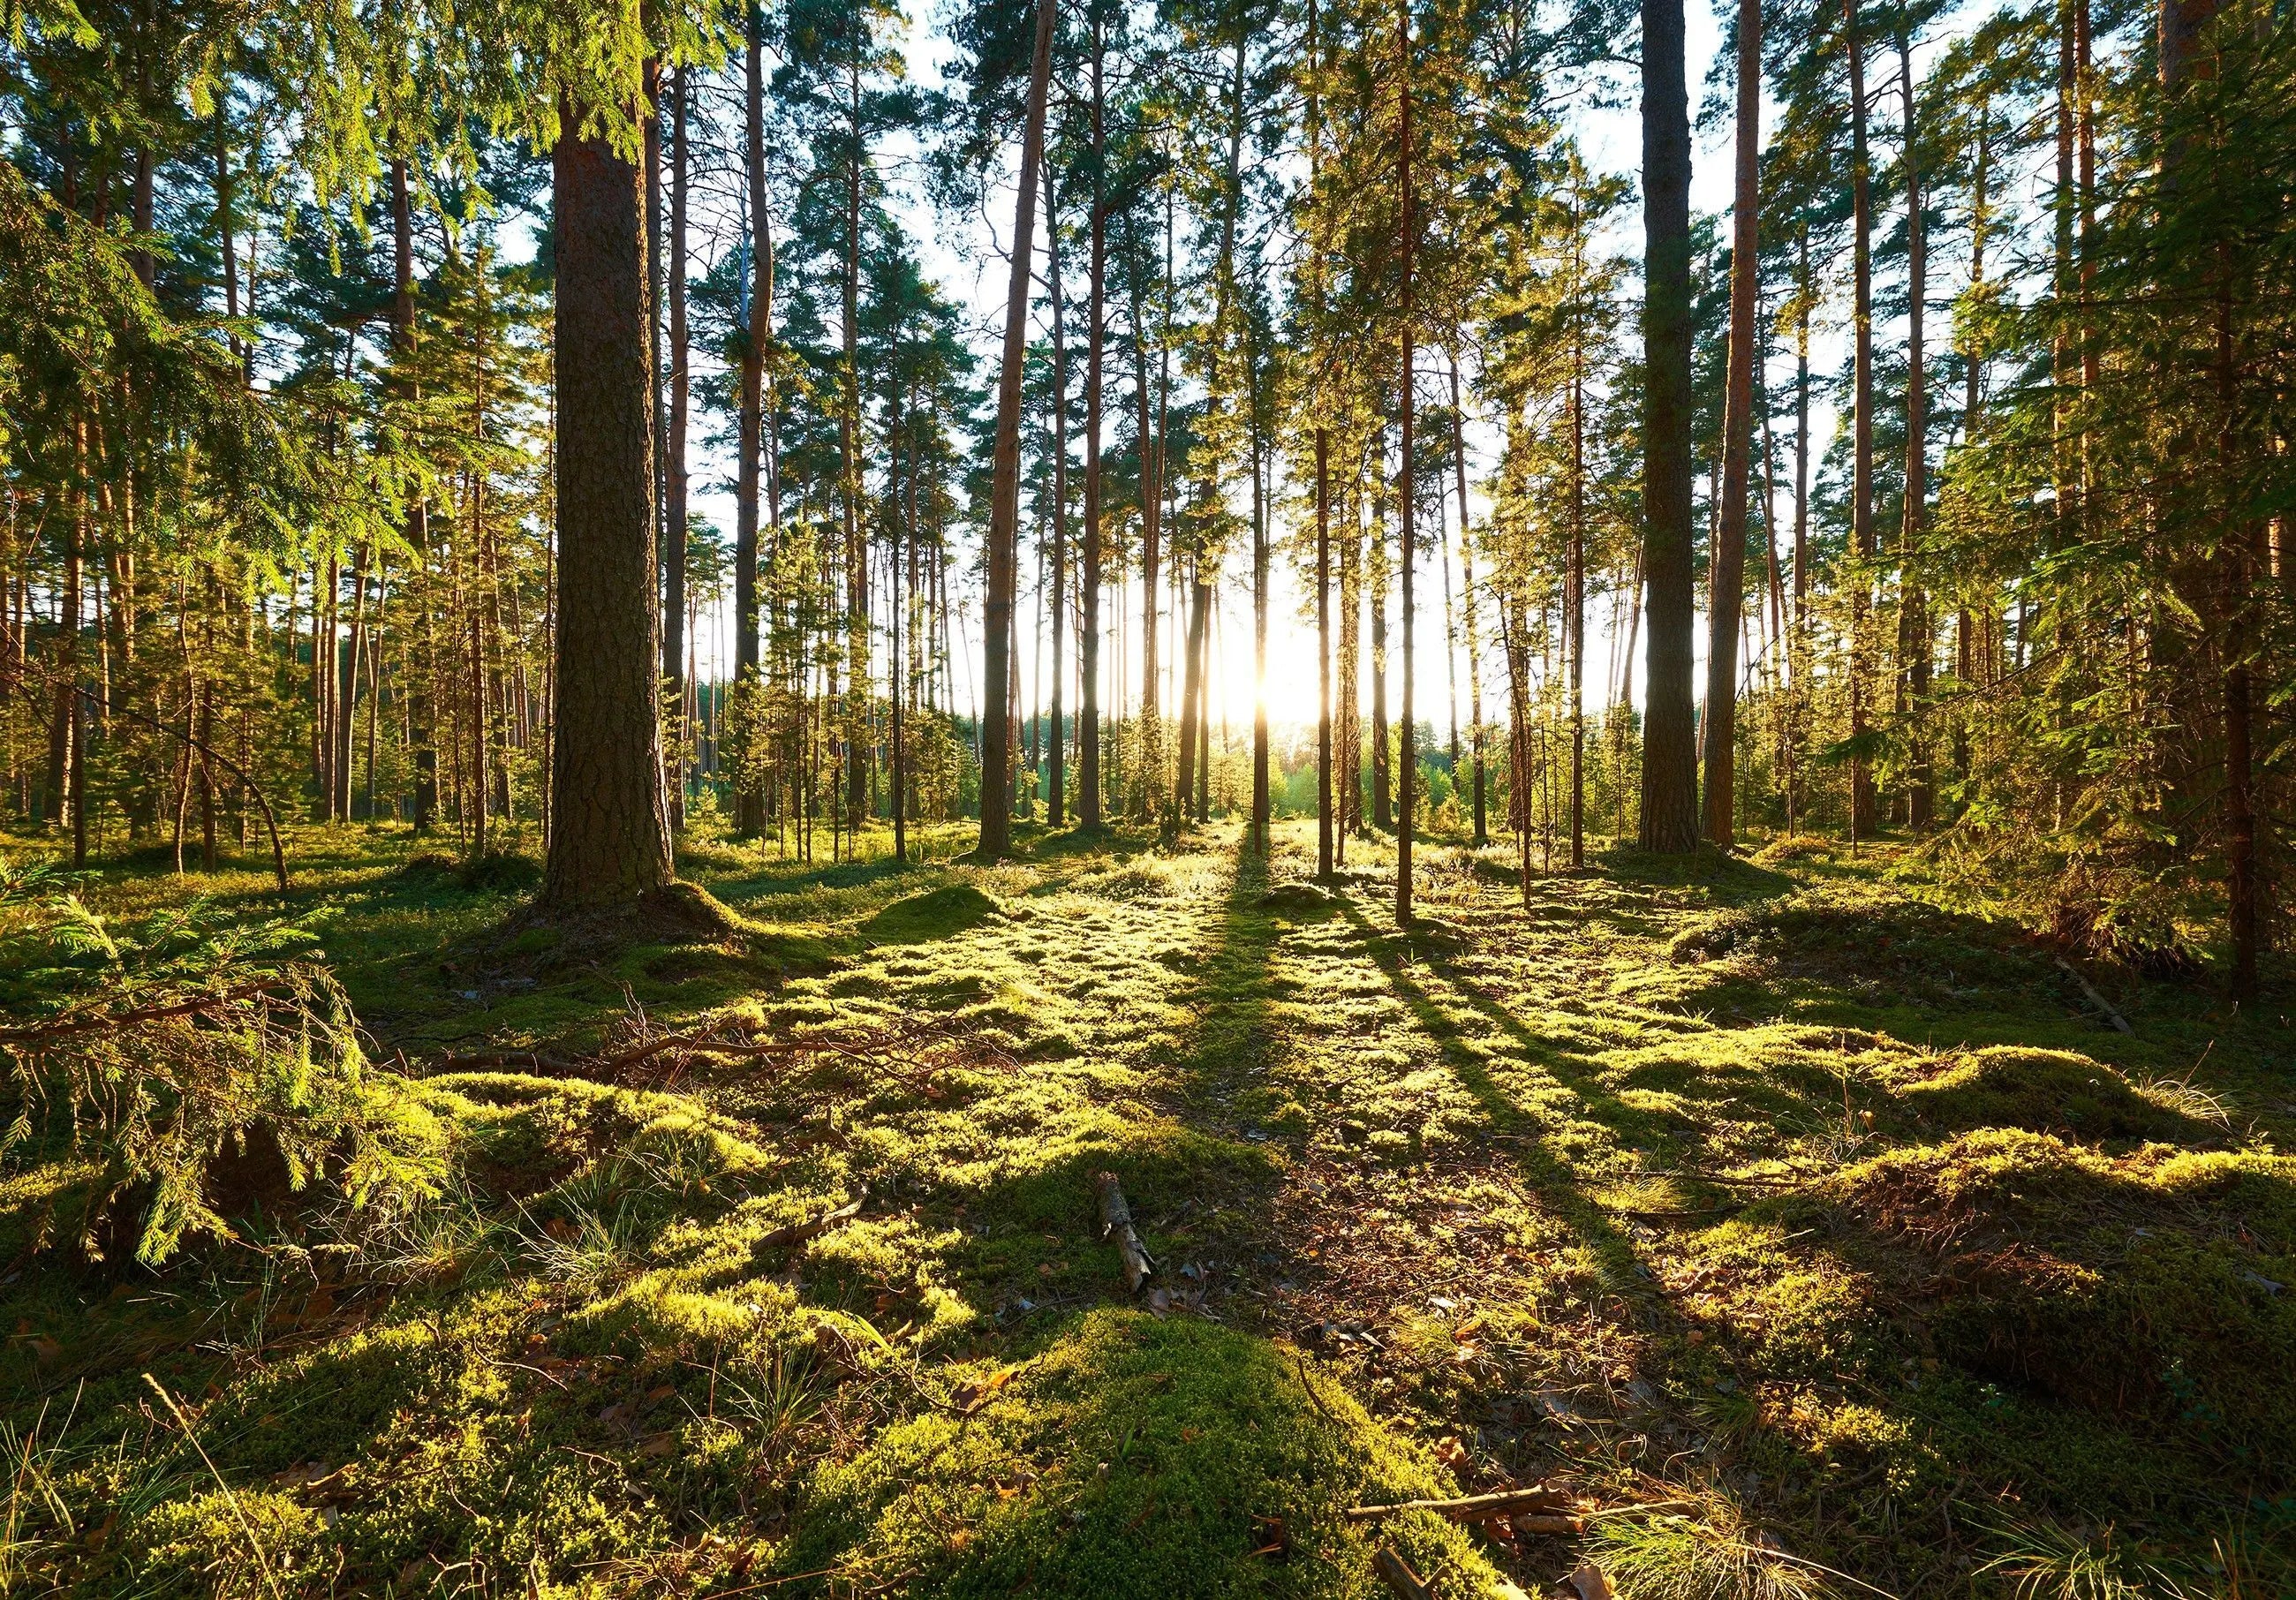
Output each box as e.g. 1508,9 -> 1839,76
542,99 -> 673,909
1638,0 -> 1700,853
1701,0 -> 1760,847
977,0 -> 1056,857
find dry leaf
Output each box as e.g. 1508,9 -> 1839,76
1560,1563 -> 1614,1600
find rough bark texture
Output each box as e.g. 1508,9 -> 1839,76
1077,6 -> 1106,832
1701,0 -> 1760,847
1395,0 -> 1416,923
542,103 -> 673,910
1846,0 -> 1878,841
978,0 -> 1056,858
1638,0 -> 1700,853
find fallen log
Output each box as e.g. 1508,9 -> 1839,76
1346,1485 -> 1570,1524
1094,1172 -> 1156,1293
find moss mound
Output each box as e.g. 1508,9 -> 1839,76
788,1309 -> 1509,1598
864,883 -> 1002,944
1827,1130 -> 2296,1459
1882,1046 -> 2215,1144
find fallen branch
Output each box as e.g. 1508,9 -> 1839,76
2054,956 -> 2134,1034
0,978 -> 288,1046
1371,1546 -> 1436,1600
1094,1171 -> 1156,1294
757,1191 -> 866,1250
1347,1485 -> 1570,1525
1511,1513 -> 1588,1536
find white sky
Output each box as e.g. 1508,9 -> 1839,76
674,0 -> 1885,751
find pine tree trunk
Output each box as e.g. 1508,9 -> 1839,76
1898,21 -> 1931,831
735,19 -> 767,834
1396,0 -> 1416,922
1702,0 -> 1760,847
977,0 -> 1056,857
1638,0 -> 1700,853
541,95 -> 673,909
1045,158 -> 1069,831
665,67 -> 691,826
1078,6 -> 1106,830
1845,0 -> 1877,842
1449,358 -> 1486,848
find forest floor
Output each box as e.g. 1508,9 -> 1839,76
4,818 -> 2293,1599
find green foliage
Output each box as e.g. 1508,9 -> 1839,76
0,860 -> 447,1264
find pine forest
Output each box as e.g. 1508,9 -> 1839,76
2,0 -> 2293,1593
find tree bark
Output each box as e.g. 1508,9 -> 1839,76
665,67 -> 691,825
1078,4 -> 1106,830
1897,20 -> 1931,831
1396,0 -> 1416,924
1638,0 -> 1699,853
1046,157 -> 1069,830
1846,0 -> 1877,842
1701,0 -> 1759,847
978,0 -> 1057,858
542,96 -> 674,909
735,16 -> 767,834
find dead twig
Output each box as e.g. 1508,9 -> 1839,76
1371,1546 -> 1436,1600
1347,1485 -> 1570,1525
1094,1172 -> 1156,1294
2054,956 -> 2134,1034
756,1191 -> 866,1251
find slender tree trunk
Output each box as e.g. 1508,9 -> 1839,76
1639,0 -> 1699,852
1132,261 -> 1162,818
1078,4 -> 1106,829
1318,427 -> 1334,876
1702,0 -> 1760,846
1371,485 -> 1391,831
541,94 -> 674,909
843,42 -> 869,835
1396,0 -> 1417,922
389,159 -> 436,833
1046,158 -> 1069,829
1898,19 -> 1932,831
665,66 -> 691,826
978,0 -> 1056,857
1846,0 -> 1877,842
735,16 -> 767,834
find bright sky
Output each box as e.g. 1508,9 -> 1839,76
680,0 -> 1779,749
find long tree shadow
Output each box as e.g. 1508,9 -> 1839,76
1331,900 -> 1673,1308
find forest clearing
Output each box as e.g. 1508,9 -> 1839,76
3,821 -> 2290,1597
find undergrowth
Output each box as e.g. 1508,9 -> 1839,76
0,820 -> 2290,1597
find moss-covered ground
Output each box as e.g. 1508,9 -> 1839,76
4,819 -> 2292,1598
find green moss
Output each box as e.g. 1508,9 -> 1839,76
1882,1045 -> 2212,1144
785,1309 -> 1509,1598
863,883 -> 1003,944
